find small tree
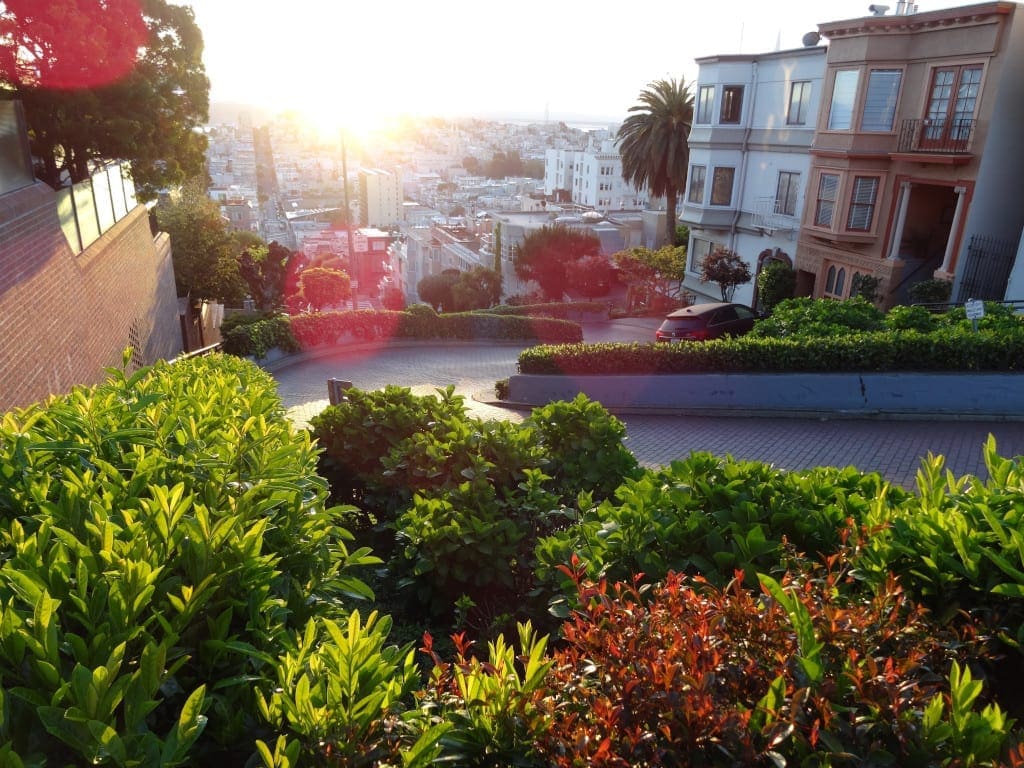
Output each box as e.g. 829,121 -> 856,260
238,240 -> 296,311
451,267 -> 502,311
614,245 -> 688,308
298,267 -> 351,311
417,270 -> 460,312
566,254 -> 615,298
701,247 -> 752,301
756,260 -> 796,314
156,178 -> 247,304
514,225 -> 601,301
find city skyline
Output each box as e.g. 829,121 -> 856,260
177,0 -> 890,132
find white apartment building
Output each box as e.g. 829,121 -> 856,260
681,44 -> 827,306
544,140 -> 649,213
544,148 -> 576,201
358,168 -> 402,228
572,139 -> 648,212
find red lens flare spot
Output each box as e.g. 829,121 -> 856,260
1,0 -> 147,90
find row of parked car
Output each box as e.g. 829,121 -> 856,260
654,302 -> 760,342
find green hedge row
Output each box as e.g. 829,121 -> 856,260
517,326 -> 1024,375
223,308 -> 583,358
481,301 -> 608,318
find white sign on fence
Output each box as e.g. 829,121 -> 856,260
965,299 -> 985,320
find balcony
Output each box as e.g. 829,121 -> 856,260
895,118 -> 976,160
750,196 -> 798,233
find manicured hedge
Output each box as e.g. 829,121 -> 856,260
482,300 -> 608,319
517,326 -> 1024,374
225,308 -> 584,357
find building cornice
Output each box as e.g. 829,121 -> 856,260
819,1 -> 1014,40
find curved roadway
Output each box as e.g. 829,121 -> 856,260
272,319 -> 1024,490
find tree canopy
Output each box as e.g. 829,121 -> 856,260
617,78 -> 694,246
155,179 -> 247,304
513,225 -> 601,301
451,266 -> 502,311
0,0 -> 210,199
701,247 -> 753,301
298,267 -> 352,311
614,245 -> 688,304
238,240 -> 300,312
417,270 -> 461,312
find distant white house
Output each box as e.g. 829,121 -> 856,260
681,44 -> 827,306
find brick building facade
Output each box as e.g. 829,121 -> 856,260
0,181 -> 182,413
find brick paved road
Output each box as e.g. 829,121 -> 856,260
272,322 -> 1024,490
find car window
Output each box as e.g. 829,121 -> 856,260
710,306 -> 738,325
661,318 -> 705,331
734,306 -> 755,320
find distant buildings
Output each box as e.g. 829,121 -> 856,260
358,168 -> 402,228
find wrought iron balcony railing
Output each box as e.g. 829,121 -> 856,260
897,117 -> 976,154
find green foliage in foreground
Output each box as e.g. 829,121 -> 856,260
0,353 -> 376,765
6,356 -> 1024,766
310,388 -> 640,622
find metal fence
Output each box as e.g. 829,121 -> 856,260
954,234 -> 1017,303
56,162 -> 139,255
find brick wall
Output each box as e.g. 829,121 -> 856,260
0,181 -> 183,413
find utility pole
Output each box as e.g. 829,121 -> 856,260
341,130 -> 356,309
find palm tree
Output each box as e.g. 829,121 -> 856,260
617,78 -> 694,246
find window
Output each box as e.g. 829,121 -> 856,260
861,69 -> 902,131
720,85 -> 744,124
775,171 -> 800,216
846,176 -> 879,231
787,81 -> 811,125
923,65 -> 983,146
689,237 -> 712,273
823,264 -> 847,298
710,167 -> 735,206
814,173 -> 840,227
696,85 -> 714,124
687,165 -> 706,204
828,70 -> 860,130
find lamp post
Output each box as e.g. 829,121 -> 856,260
341,129 -> 356,309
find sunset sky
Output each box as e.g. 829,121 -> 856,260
175,0 -> 904,130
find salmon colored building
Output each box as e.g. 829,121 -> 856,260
795,1 -> 1024,306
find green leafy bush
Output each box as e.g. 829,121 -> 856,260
524,394 -> 640,503
220,314 -> 299,358
909,278 -> 954,304
534,453 -> 896,609
886,303 -> 938,332
751,296 -> 886,338
0,354 -> 375,765
756,260 -> 796,313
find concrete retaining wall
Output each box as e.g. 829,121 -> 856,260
506,372 -> 1024,419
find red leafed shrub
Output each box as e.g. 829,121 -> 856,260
534,556 -> 981,767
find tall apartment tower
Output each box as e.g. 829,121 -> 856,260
358,168 -> 402,228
